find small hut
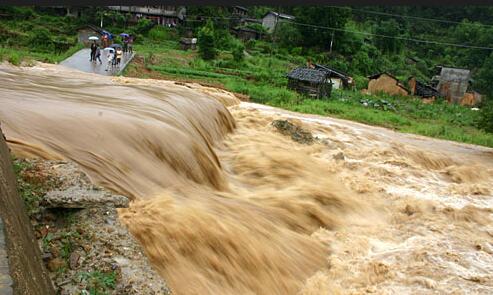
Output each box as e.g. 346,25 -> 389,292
180,37 -> 197,50
408,77 -> 441,101
314,64 -> 353,90
287,67 -> 332,99
367,72 -> 409,96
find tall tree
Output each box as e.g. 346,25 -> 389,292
291,6 -> 351,49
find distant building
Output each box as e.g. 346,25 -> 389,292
287,67 -> 332,99
408,77 -> 441,101
232,6 -> 249,17
430,66 -> 471,103
237,17 -> 262,27
231,27 -> 262,41
262,11 -> 295,33
179,37 -> 197,50
367,73 -> 409,96
314,64 -> 353,90
108,6 -> 186,26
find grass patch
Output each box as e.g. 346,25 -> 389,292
78,271 -> 117,295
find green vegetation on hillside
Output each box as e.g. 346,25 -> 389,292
1,6 -> 493,146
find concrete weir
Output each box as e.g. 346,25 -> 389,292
0,128 -> 55,295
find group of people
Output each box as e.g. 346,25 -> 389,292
105,47 -> 123,72
89,33 -> 134,72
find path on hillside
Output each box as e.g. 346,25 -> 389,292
60,48 -> 134,76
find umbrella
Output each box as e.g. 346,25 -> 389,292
120,33 -> 129,37
110,44 -> 122,48
103,47 -> 115,52
102,31 -> 113,40
88,36 -> 99,41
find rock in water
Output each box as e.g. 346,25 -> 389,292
272,120 -> 314,144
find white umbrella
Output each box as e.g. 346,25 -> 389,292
88,36 -> 99,41
103,47 -> 115,52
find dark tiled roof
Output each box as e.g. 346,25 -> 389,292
233,27 -> 261,33
415,79 -> 441,98
314,64 -> 350,81
368,72 -> 399,81
234,6 -> 249,12
287,67 -> 327,83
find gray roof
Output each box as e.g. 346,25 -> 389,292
287,67 -> 328,83
314,64 -> 351,81
264,11 -> 295,20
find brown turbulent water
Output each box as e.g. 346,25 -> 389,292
1,63 -> 493,294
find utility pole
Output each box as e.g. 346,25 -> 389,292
271,13 -> 279,59
329,31 -> 334,54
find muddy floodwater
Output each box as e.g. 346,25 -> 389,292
1,63 -> 493,294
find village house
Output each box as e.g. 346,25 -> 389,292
407,77 -> 441,102
232,6 -> 249,17
430,66 -> 471,103
314,64 -> 353,90
287,67 -> 332,99
366,72 -> 409,96
430,66 -> 482,106
231,27 -> 263,41
262,11 -> 295,33
107,6 -> 186,27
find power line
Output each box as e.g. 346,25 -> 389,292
285,20 -> 493,50
183,15 -> 493,50
327,5 -> 493,29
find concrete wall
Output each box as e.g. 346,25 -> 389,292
262,14 -> 277,33
437,67 -> 471,103
0,127 -> 55,295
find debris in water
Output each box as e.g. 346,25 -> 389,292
272,119 -> 315,144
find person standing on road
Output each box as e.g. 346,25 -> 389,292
128,35 -> 134,54
105,49 -> 114,71
95,45 -> 102,64
90,41 -> 97,62
115,47 -> 123,67
123,36 -> 128,54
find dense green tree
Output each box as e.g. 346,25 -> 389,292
275,22 -> 302,48
198,20 -> 217,60
291,6 -> 351,49
374,19 -> 405,54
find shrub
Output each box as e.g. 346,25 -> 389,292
8,51 -> 21,65
147,26 -> 171,42
29,27 -> 53,51
198,20 -> 217,60
232,40 -> 245,62
478,99 -> 493,133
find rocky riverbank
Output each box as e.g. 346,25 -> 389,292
13,157 -> 170,294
